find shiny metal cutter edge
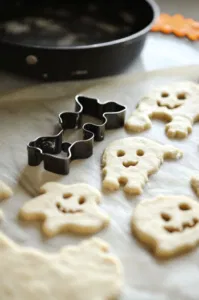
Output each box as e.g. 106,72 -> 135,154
27,95 -> 126,175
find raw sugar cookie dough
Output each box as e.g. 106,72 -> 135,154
0,233 -> 122,300
125,81 -> 199,139
20,182 -> 109,237
191,175 -> 199,197
0,180 -> 13,200
102,137 -> 182,195
132,195 -> 199,258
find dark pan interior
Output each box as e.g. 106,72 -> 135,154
0,0 -> 155,48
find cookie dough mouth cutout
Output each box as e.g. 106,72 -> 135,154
56,195 -> 86,214
125,82 -> 199,139
161,203 -> 199,233
164,217 -> 199,233
132,196 -> 199,258
102,137 -> 182,195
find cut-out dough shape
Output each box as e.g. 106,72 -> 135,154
191,175 -> 199,197
0,233 -> 122,300
132,195 -> 199,258
125,81 -> 199,139
152,14 -> 199,41
102,137 -> 182,195
0,180 -> 13,200
20,182 -> 109,237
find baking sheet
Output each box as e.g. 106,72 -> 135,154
1,65 -> 199,300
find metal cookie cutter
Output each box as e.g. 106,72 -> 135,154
27,95 -> 126,175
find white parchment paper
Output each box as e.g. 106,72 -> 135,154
1,65 -> 199,300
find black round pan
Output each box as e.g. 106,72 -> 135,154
0,0 -> 159,81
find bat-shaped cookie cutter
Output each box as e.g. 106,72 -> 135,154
27,95 -> 126,175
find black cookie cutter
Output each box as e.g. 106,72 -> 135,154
27,95 -> 126,175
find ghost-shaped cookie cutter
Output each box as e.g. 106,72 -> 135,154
27,95 -> 126,175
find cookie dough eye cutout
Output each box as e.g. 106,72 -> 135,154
161,92 -> 169,98
161,212 -> 171,222
160,91 -> 187,100
178,202 -> 191,210
125,81 -> 199,139
177,92 -> 187,100
19,182 -> 109,237
136,149 -> 144,156
117,150 -> 125,157
63,193 -> 73,199
102,137 -> 182,195
132,195 -> 199,258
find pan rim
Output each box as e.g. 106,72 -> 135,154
0,0 -> 159,51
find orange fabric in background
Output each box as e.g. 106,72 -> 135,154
151,14 -> 199,41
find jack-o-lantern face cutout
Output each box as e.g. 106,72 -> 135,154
20,182 -> 109,237
102,137 -> 182,195
125,82 -> 199,139
132,195 -> 199,258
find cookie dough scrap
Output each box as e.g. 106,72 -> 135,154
125,81 -> 199,139
191,175 -> 199,197
132,195 -> 199,258
0,233 -> 122,300
102,137 -> 182,195
0,180 -> 13,200
20,182 -> 109,237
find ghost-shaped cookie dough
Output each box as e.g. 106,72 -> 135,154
102,137 -> 182,195
125,81 -> 199,139
132,195 -> 199,258
0,233 -> 122,300
0,180 -> 13,200
20,182 -> 109,237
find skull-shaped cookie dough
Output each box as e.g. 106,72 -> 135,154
132,195 -> 199,258
125,81 -> 199,139
0,233 -> 122,300
20,182 -> 109,237
102,137 -> 182,195
0,180 -> 13,200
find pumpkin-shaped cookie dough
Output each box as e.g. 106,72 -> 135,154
132,195 -> 199,258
